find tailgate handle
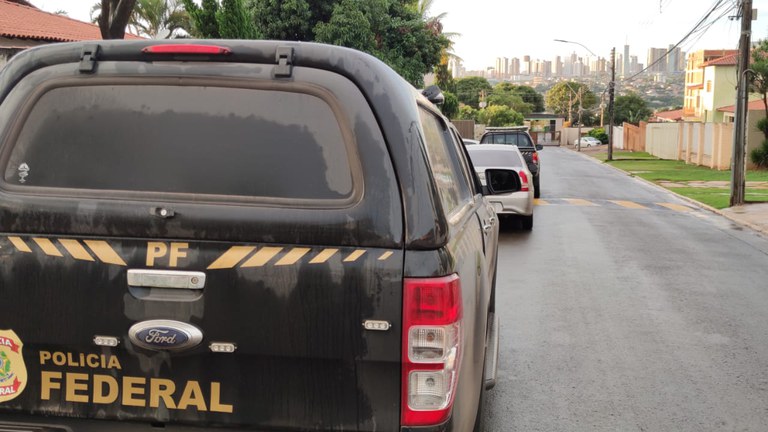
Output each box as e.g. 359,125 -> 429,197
127,269 -> 206,289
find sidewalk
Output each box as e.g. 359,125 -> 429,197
570,144 -> 768,237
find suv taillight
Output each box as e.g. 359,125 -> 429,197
402,275 -> 463,426
519,170 -> 529,192
532,151 -> 539,165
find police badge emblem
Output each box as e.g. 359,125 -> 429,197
0,330 -> 26,402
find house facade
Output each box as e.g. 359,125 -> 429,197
683,49 -> 738,122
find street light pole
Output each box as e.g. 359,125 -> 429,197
608,47 -> 615,161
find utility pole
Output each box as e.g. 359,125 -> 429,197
577,87 -> 583,152
607,47 -> 616,161
731,0 -> 752,207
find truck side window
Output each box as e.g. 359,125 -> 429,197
418,108 -> 472,215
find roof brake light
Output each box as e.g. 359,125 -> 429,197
142,45 -> 232,55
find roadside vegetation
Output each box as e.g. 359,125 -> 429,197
588,151 -> 768,209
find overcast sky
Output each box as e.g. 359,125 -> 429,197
31,0 -> 768,70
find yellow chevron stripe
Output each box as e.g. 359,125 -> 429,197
208,246 -> 256,270
309,248 -> 338,264
534,199 -> 549,205
84,240 -> 126,266
343,249 -> 366,263
610,200 -> 648,209
241,247 -> 283,268
564,198 -> 598,206
657,202 -> 692,212
8,236 -> 32,253
378,251 -> 394,261
58,239 -> 95,261
33,238 -> 63,257
275,247 -> 310,266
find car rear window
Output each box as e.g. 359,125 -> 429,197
467,149 -> 523,167
4,85 -> 354,201
480,132 -> 534,147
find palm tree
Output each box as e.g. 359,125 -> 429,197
91,0 -> 190,39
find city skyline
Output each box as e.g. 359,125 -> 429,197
452,44 -> 686,81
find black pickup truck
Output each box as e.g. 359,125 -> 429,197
0,41 -> 501,431
479,127 -> 543,198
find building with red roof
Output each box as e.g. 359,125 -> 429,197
683,49 -> 738,122
0,0 -> 140,68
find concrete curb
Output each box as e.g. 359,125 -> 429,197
566,147 -> 768,237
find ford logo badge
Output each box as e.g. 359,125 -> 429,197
128,320 -> 203,351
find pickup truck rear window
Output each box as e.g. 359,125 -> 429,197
480,133 -> 534,147
468,149 -> 523,167
4,85 -> 354,200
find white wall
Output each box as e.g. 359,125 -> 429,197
612,126 -> 624,149
646,123 -> 680,160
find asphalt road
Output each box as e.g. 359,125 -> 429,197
482,146 -> 768,432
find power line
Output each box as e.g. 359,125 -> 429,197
623,0 -> 734,82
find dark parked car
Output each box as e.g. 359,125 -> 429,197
479,126 -> 543,198
0,40 -> 501,432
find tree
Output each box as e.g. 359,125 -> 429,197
217,0 -> 259,39
749,40 -> 768,168
130,0 -> 189,38
182,0 -> 259,39
487,82 -> 534,116
613,93 -> 652,125
751,39 -> 768,134
314,0 -> 448,87
457,105 -> 478,121
181,0 -> 220,37
96,0 -> 138,39
455,77 -> 492,109
435,62 -> 456,94
545,81 -> 597,119
506,84 -> 545,113
253,0 -> 314,40
439,91 -> 459,119
587,127 -> 609,144
478,105 -> 523,127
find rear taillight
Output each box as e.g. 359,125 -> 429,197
532,151 -> 539,164
142,44 -> 232,55
519,170 -> 529,192
402,275 -> 463,427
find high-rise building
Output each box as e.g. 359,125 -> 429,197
522,55 -> 531,75
448,57 -> 464,78
623,44 -> 630,77
510,57 -> 521,76
630,56 -> 639,75
667,44 -> 684,74
647,47 -> 667,74
553,56 -> 562,76
495,57 -> 509,79
542,60 -> 552,77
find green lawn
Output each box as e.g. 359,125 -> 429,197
668,188 -> 768,209
592,150 -> 658,161
607,159 -> 768,182
584,150 -> 768,208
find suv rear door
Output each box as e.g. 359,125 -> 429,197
0,50 -> 404,431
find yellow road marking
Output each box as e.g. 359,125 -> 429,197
378,251 -> 394,261
534,199 -> 549,206
84,240 -> 127,266
59,239 -> 95,261
275,247 -> 310,266
564,198 -> 598,207
241,247 -> 283,268
32,238 -> 63,257
309,248 -> 338,264
610,200 -> 648,209
8,236 -> 32,253
343,249 -> 366,263
208,246 -> 256,270
657,202 -> 692,212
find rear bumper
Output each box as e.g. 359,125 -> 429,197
487,190 -> 534,216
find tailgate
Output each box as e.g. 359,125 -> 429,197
0,236 -> 402,430
0,55 -> 406,431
